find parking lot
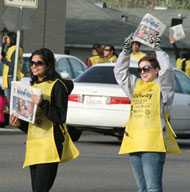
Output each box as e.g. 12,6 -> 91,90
0,130 -> 190,192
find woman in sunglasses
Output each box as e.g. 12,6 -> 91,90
103,44 -> 118,62
114,34 -> 181,192
9,48 -> 79,192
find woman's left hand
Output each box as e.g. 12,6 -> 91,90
31,94 -> 42,105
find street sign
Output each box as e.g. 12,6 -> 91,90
2,7 -> 32,31
4,0 -> 38,9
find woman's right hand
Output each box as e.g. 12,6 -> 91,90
9,114 -> 21,127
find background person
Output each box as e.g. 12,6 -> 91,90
169,34 -> 190,77
0,85 -> 9,127
114,34 -> 181,192
103,44 -> 118,62
130,41 -> 146,66
87,43 -> 108,68
10,48 -> 79,192
0,31 -> 23,101
0,27 -> 9,57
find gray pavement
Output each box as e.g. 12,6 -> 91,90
0,126 -> 24,135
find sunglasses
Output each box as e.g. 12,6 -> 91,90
30,60 -> 45,67
104,49 -> 111,51
138,65 -> 154,73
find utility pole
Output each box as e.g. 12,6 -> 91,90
152,0 -> 155,8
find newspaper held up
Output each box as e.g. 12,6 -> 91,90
10,81 -> 41,124
170,24 -> 185,42
133,13 -> 166,48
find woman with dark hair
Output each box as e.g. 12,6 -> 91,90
87,43 -> 108,68
0,31 -> 23,101
114,34 -> 181,192
10,48 -> 79,192
103,44 -> 118,62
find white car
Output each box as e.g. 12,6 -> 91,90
66,63 -> 190,141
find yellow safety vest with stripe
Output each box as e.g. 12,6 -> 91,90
176,58 -> 190,77
119,80 -> 181,154
3,45 -> 24,88
89,55 -> 108,66
23,79 -> 79,168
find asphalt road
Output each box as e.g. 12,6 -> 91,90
0,130 -> 190,192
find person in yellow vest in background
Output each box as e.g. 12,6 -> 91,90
0,31 -> 23,101
10,48 -> 79,192
114,34 -> 181,192
130,41 -> 146,66
87,43 -> 108,68
169,34 -> 190,77
103,44 -> 118,62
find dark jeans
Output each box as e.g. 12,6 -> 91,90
29,140 -> 63,192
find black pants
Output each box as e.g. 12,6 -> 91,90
29,141 -> 63,192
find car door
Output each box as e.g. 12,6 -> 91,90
56,58 -> 74,79
68,58 -> 86,78
170,70 -> 190,131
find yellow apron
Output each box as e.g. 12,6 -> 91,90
119,80 -> 181,154
3,45 -> 24,88
89,55 -> 108,66
23,79 -> 79,167
185,60 -> 190,77
176,58 -> 185,71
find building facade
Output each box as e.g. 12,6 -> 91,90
0,0 -> 66,54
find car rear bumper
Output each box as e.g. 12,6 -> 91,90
66,107 -> 130,128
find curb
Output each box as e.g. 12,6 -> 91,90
0,127 -> 24,135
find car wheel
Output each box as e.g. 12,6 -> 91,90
67,126 -> 82,141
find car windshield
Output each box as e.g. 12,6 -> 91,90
75,66 -> 140,84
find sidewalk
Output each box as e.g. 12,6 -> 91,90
0,126 -> 24,135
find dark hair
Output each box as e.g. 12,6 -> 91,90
92,43 -> 101,51
138,56 -> 160,69
132,41 -> 141,47
7,32 -> 17,45
92,43 -> 104,56
0,86 -> 5,97
104,44 -> 118,57
29,48 -> 61,85
1,27 -> 9,36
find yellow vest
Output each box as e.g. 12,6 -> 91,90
23,79 -> 79,167
3,45 -> 24,88
130,52 -> 146,60
176,58 -> 190,77
185,60 -> 190,77
119,80 -> 181,154
108,55 -> 117,62
89,55 -> 108,66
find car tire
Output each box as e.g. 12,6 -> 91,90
67,126 -> 82,141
